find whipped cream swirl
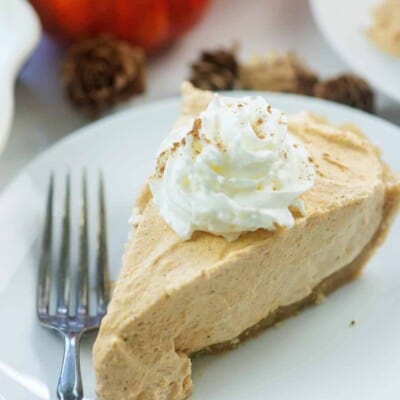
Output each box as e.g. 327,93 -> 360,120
149,95 -> 315,240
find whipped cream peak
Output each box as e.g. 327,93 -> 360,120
149,94 -> 315,240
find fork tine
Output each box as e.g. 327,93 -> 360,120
76,170 -> 89,316
37,173 -> 54,317
96,171 -> 110,315
56,173 -> 71,315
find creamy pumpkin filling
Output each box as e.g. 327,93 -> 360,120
93,83 -> 400,400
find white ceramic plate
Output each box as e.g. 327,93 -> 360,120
309,0 -> 400,103
1,93 -> 400,400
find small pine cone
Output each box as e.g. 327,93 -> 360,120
239,52 -> 319,96
295,64 -> 319,96
189,47 -> 239,91
62,35 -> 146,117
313,74 -> 374,113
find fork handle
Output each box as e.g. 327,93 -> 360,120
57,332 -> 83,400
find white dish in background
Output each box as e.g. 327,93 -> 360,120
0,93 -> 400,399
309,0 -> 400,103
0,0 -> 41,154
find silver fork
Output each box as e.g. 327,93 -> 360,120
37,172 -> 110,400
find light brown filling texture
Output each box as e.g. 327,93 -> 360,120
93,84 -> 400,400
204,173 -> 400,354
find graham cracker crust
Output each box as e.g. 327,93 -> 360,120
199,183 -> 400,355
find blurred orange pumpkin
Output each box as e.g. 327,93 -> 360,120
29,0 -> 210,53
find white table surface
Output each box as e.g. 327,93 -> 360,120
1,0 -> 399,189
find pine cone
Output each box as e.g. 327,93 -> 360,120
239,52 -> 319,96
313,74 -> 374,113
62,35 -> 146,117
189,47 -> 239,91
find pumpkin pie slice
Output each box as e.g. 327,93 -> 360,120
93,83 -> 400,400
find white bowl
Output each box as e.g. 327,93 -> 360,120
0,0 -> 41,154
